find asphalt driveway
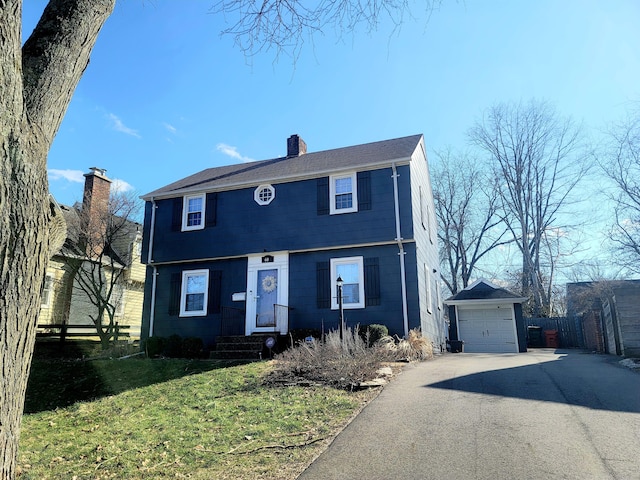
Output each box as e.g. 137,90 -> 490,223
298,350 -> 640,480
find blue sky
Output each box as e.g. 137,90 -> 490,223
23,0 -> 639,277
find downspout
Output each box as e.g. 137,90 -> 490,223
148,198 -> 157,337
392,163 -> 410,337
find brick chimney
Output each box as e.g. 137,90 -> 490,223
287,134 -> 307,157
82,167 -> 112,256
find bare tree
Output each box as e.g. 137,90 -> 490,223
60,191 -> 142,350
212,0 -> 440,60
432,149 -> 511,295
0,3 -> 113,477
0,2 -> 432,475
600,107 -> 640,275
469,99 -> 591,316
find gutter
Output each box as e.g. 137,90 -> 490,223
147,198 -> 158,337
392,163 -> 410,337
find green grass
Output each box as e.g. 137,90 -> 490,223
19,359 -> 376,479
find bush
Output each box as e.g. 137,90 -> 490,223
165,334 -> 183,358
288,328 -> 323,346
144,336 -> 165,358
358,324 -> 389,347
182,337 -> 204,358
380,329 -> 433,361
266,327 -> 394,390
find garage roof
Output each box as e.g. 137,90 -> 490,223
444,279 -> 528,305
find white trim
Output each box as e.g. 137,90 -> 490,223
41,272 -> 54,307
392,163 -> 409,336
425,264 -> 433,314
330,256 -> 365,309
254,184 -> 275,205
140,158 -> 415,201
246,252 -> 289,334
146,240 -> 417,266
149,266 -> 158,337
182,193 -> 206,231
329,172 -> 358,215
179,269 -> 209,317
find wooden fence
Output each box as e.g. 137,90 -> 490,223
525,317 -> 582,348
37,322 -> 130,344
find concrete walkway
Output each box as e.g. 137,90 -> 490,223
298,350 -> 640,480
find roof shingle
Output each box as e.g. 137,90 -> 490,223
142,134 -> 424,199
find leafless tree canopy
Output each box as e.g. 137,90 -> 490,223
469,99 -> 591,316
212,0 -> 439,58
432,149 -> 511,295
60,192 -> 142,349
601,107 -> 640,274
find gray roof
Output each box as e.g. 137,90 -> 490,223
445,279 -> 527,304
142,134 -> 424,200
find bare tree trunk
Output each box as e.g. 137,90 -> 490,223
0,2 -> 113,477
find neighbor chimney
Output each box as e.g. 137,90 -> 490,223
82,167 -> 112,257
287,134 -> 307,157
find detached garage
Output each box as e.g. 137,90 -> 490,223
445,279 -> 528,353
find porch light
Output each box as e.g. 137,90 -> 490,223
337,276 -> 344,340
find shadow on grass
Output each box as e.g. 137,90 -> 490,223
25,340 -> 248,414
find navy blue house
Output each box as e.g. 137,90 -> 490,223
140,134 -> 446,350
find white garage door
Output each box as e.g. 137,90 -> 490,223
457,306 -> 518,353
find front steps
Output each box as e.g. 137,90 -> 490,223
210,334 -> 281,360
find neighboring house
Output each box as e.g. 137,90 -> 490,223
140,134 -> 446,350
566,280 -> 640,357
40,168 -> 145,339
444,279 -> 528,353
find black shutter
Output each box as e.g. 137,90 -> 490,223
316,261 -> 330,309
364,257 -> 380,306
317,177 -> 329,216
168,272 -> 181,316
357,171 -> 371,211
205,193 -> 217,227
208,270 -> 222,314
171,198 -> 183,232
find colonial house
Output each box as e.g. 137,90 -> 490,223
40,168 -> 145,339
140,134 -> 446,351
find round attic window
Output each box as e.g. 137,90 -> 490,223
254,184 -> 275,205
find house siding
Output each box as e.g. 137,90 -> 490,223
409,141 -> 446,350
142,244 -> 422,346
143,166 -> 413,264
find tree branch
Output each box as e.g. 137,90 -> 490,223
22,0 -> 114,145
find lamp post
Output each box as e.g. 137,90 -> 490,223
336,275 -> 344,340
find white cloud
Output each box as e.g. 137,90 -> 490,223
48,169 -> 84,183
216,143 -> 255,163
107,113 -> 141,138
111,178 -> 134,194
163,122 -> 177,134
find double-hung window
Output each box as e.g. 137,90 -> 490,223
180,269 -> 209,316
182,194 -> 206,231
329,173 -> 358,215
331,257 -> 365,309
41,273 -> 54,307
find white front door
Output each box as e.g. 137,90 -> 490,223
245,252 -> 289,335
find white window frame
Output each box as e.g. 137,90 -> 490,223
330,256 -> 365,309
254,184 -> 275,205
329,172 -> 358,215
182,193 -> 206,231
41,272 -> 54,307
180,269 -> 209,317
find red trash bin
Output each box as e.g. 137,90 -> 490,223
544,329 -> 559,348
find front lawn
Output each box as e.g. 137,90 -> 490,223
19,359 -> 376,479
